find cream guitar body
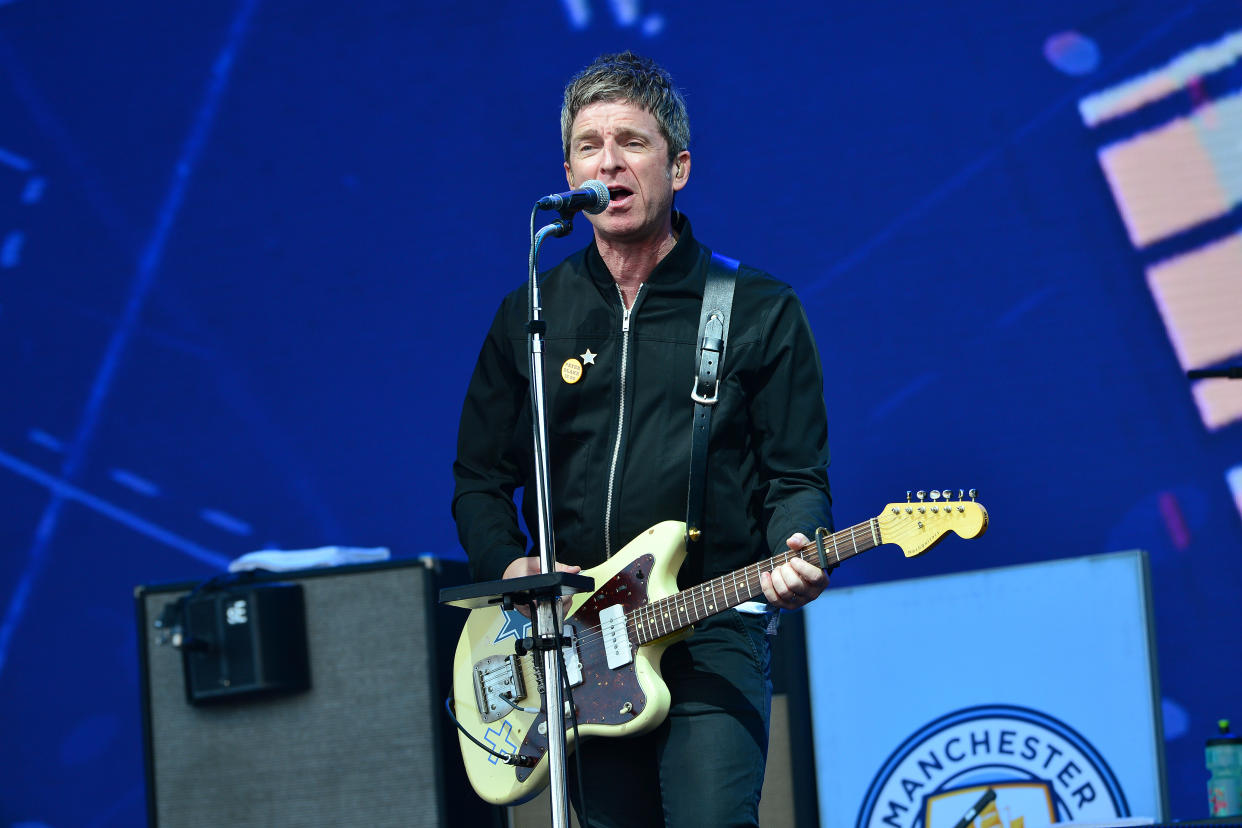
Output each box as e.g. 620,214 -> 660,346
451,494 -> 988,805
452,521 -> 688,805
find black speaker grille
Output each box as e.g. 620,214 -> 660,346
140,562 -> 444,827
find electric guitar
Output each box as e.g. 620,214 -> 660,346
451,492 -> 988,805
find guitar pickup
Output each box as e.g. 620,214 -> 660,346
599,605 -> 633,669
473,654 -> 526,724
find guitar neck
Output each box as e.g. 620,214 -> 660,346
629,518 -> 881,645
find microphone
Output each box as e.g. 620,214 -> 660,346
536,179 -> 610,215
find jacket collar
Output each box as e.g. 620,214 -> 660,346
584,211 -> 704,298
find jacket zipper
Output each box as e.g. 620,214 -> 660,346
604,285 -> 640,558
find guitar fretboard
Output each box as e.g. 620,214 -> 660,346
627,518 -> 880,645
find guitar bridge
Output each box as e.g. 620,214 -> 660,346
532,626 -> 585,697
473,654 -> 526,724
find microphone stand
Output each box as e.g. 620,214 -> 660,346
526,204 -> 577,828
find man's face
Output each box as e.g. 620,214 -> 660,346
564,100 -> 690,244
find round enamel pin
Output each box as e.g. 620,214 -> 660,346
561,358 -> 583,384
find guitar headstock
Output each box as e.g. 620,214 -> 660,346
876,489 -> 988,558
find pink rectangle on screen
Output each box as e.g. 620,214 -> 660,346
1079,30 -> 1242,126
1099,117 -> 1230,247
1228,466 -> 1242,525
1192,379 -> 1242,431
1146,234 -> 1242,372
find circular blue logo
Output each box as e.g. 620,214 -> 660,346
857,705 -> 1129,828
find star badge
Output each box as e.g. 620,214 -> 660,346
580,349 -> 597,365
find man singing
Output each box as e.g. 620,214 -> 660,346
452,51 -> 832,827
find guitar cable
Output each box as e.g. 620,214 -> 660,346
498,694 -> 540,715
441,623 -> 590,820
556,638 -> 590,828
443,694 -> 535,767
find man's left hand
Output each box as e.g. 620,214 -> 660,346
759,533 -> 829,610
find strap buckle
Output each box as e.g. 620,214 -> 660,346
690,377 -> 719,405
690,314 -> 725,405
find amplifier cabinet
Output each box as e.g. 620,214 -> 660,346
136,559 -> 447,828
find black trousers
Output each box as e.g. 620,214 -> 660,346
568,610 -> 773,828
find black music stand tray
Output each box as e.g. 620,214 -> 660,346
440,572 -> 595,611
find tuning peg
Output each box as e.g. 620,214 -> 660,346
916,490 -> 926,502
929,490 -> 940,501
969,488 -> 978,501
906,490 -> 912,503
958,489 -> 965,501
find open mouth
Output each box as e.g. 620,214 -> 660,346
607,186 -> 633,205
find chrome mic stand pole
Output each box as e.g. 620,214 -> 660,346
527,205 -> 575,828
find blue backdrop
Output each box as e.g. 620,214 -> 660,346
1,1 -> 1240,825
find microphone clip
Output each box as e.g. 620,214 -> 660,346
549,209 -> 575,238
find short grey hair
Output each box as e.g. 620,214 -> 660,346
561,51 -> 690,163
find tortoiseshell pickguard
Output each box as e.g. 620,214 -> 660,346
514,554 -> 656,782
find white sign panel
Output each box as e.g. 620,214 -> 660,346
805,550 -> 1165,828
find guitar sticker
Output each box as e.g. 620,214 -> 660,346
483,720 -> 520,766
493,609 -> 532,644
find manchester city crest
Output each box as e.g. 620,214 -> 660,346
857,705 -> 1129,828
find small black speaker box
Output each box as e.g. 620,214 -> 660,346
176,581 -> 311,704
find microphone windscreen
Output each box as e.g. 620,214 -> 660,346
582,179 -> 610,215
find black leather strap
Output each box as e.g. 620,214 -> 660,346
685,251 -> 738,546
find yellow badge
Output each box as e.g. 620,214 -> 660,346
561,358 -> 584,384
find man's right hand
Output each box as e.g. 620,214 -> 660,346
502,557 -> 581,580
502,557 -> 581,618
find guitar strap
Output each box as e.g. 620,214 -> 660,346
685,250 -> 738,547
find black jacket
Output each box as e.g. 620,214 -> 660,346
452,215 -> 832,587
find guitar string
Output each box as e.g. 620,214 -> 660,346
505,523 -> 881,690
522,501 -> 973,659
539,521 -> 879,652
495,505 -> 973,652
498,509 -> 975,706
578,522 -> 876,650
567,529 -> 840,651
623,504 -> 977,642
625,521 -> 877,644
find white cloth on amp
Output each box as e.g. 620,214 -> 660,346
227,546 -> 391,573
